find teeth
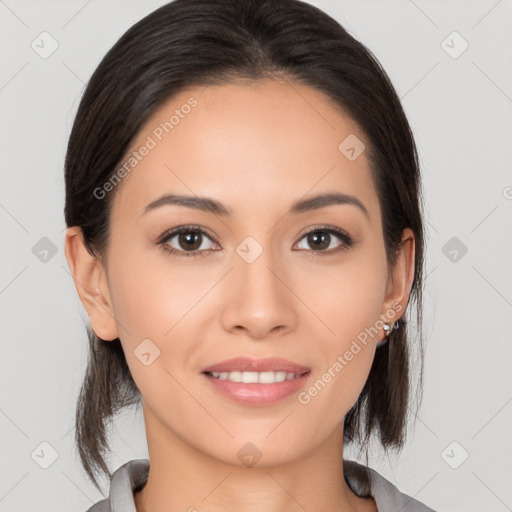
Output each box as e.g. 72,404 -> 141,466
209,371 -> 300,383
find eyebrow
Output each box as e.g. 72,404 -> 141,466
142,192 -> 370,220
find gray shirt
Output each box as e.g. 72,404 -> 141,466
85,458 -> 437,512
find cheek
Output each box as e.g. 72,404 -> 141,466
293,247 -> 387,408
105,246 -> 222,384
105,256 -> 198,406
297,246 -> 388,344
107,243 -> 211,339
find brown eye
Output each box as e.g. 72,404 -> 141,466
295,227 -> 353,253
306,231 -> 331,250
177,231 -> 203,251
158,226 -> 220,257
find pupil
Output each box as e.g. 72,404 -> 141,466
309,232 -> 329,250
179,232 -> 201,251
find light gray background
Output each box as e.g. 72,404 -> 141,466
1,1 -> 511,511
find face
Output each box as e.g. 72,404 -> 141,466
71,79 -> 412,467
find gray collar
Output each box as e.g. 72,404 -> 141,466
87,458 -> 436,512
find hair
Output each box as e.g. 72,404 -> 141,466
64,0 -> 425,494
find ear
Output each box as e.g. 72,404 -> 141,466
64,226 -> 119,341
380,227 -> 416,332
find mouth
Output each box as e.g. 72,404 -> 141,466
200,356 -> 311,375
200,357 -> 312,406
202,369 -> 310,384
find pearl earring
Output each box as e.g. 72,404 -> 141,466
383,320 -> 396,337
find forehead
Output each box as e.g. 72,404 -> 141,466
110,79 -> 379,223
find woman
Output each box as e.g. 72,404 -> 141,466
63,0 -> 435,510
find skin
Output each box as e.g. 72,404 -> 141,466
65,79 -> 415,512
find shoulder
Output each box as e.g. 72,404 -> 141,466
84,499 -> 109,512
83,459 -> 150,512
343,459 -> 437,512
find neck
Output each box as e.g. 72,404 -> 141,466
133,406 -> 376,512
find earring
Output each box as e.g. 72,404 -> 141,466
377,319 -> 400,347
382,320 -> 396,337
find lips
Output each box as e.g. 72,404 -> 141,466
201,357 -> 312,406
201,356 -> 311,375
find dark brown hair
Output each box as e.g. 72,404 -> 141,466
64,0 -> 425,493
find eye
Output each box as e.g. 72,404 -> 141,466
157,225 -> 220,257
157,225 -> 353,257
294,226 -> 353,253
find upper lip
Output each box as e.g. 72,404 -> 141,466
201,357 -> 311,375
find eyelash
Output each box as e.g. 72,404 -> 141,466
157,224 -> 354,258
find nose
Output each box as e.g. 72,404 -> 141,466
220,244 -> 298,340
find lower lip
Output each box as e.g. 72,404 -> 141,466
202,372 -> 311,406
